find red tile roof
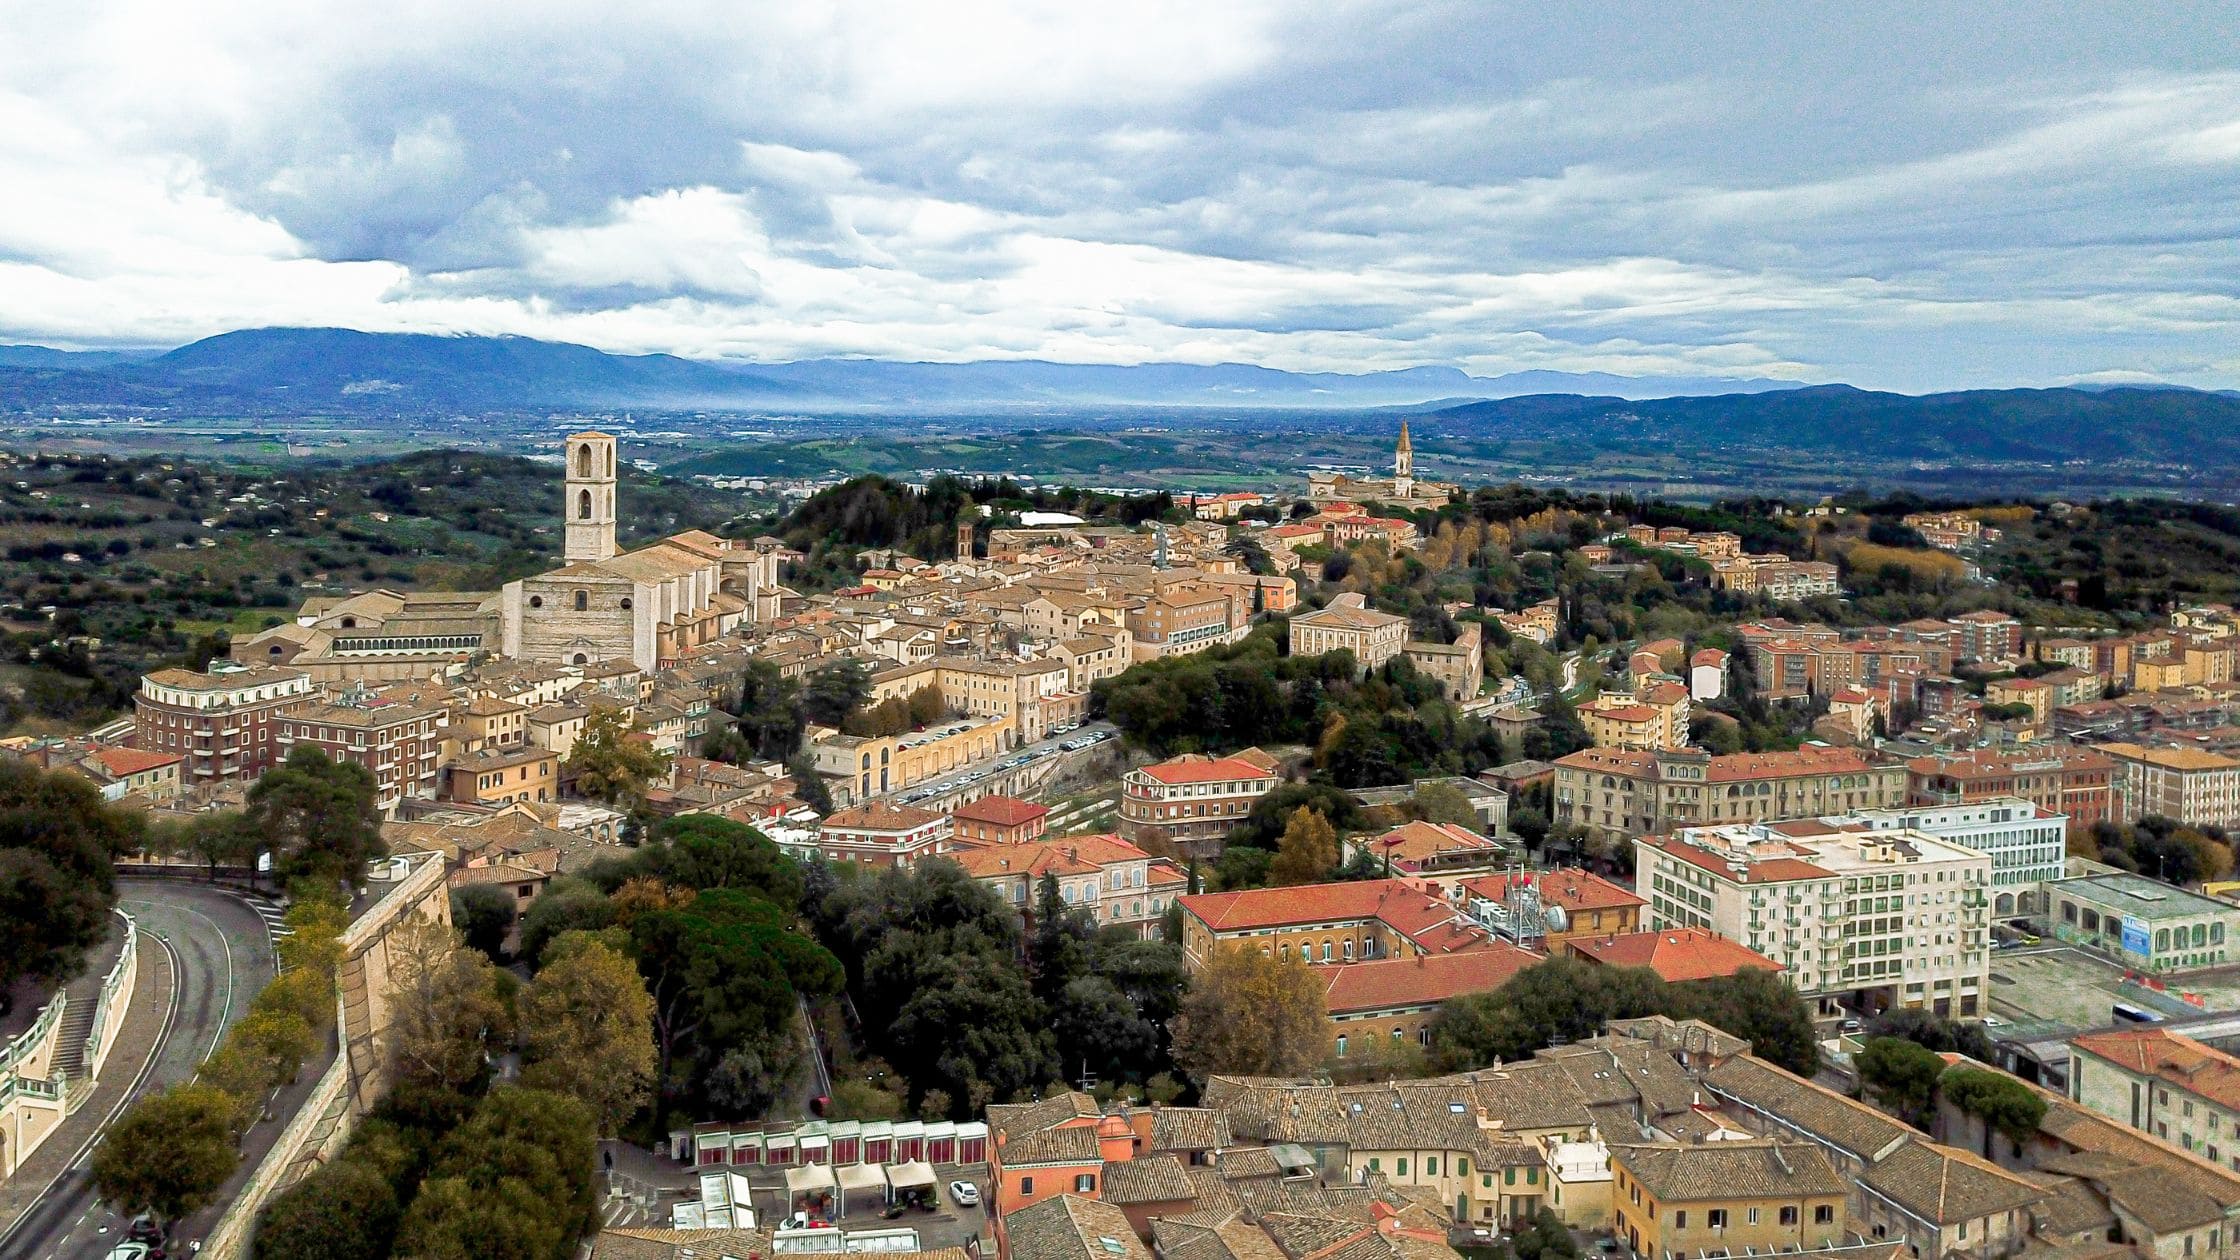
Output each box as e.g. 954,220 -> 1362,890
951,834 -> 1151,880
1137,748 -> 1281,786
2070,1028 -> 2240,1111
1181,879 -> 1491,953
949,794 -> 1049,827
1587,703 -> 1659,723
91,746 -> 181,775
1702,745 -> 1891,783
1462,868 -> 1645,913
1321,945 -> 1542,1015
821,800 -> 947,834
1370,821 -> 1501,864
1571,928 -> 1783,982
1639,834 -> 1833,884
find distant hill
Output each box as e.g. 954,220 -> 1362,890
1424,384 -> 2240,466
5,328 -> 2235,469
0,345 -> 156,369
0,326 -> 1802,414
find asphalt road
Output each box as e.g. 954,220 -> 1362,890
1,881 -> 276,1260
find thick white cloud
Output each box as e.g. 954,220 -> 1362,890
1,1 -> 2238,389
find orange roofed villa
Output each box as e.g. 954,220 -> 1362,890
1118,747 -> 1282,860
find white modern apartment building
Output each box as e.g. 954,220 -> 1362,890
1635,818 -> 1992,1016
1843,796 -> 2067,917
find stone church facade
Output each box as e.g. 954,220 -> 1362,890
499,432 -> 758,672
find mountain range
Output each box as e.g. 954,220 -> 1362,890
0,327 -> 1803,413
1426,385 -> 2240,465
4,327 -> 2238,469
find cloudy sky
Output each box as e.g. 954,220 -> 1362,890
4,2 -> 2239,390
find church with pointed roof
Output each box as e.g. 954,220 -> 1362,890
1305,420 -> 1457,506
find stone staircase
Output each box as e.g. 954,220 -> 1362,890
50,996 -> 93,1086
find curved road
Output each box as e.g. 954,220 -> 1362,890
0,880 -> 275,1260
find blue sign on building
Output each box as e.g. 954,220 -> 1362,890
2121,915 -> 2153,956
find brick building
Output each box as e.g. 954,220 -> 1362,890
132,662 -> 314,785
1905,745 -> 2115,838
275,689 -> 445,815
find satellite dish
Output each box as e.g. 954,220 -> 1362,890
1544,904 -> 1570,933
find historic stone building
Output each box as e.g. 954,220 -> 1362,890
498,432 -> 761,672
1305,420 -> 1457,506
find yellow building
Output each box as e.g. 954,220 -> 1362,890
1546,1141 -> 1615,1229
1986,676 -> 2053,727
810,712 -> 1016,805
2135,657 -> 2188,692
1288,593 -> 1408,669
1610,1139 -> 1848,1260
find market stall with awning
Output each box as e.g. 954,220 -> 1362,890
883,1159 -> 937,1207
837,1161 -> 887,1219
786,1161 -> 839,1223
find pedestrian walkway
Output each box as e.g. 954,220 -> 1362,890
244,893 -> 294,948
0,935 -> 173,1238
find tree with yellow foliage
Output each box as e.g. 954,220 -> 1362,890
1170,944 -> 1328,1080
1269,807 -> 1340,886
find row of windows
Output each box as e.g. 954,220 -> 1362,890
332,635 -> 484,653
1334,1028 -> 1425,1056
527,591 -> 633,612
1012,1174 -> 1096,1196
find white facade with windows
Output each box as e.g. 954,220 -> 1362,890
1637,820 -> 1992,1013
1844,796 -> 2066,916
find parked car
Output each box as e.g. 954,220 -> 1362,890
950,1181 -> 981,1208
106,1245 -> 161,1260
127,1216 -> 164,1243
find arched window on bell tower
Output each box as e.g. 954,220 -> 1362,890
564,431 -> 619,563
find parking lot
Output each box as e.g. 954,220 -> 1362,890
888,722 -> 1115,808
1988,945 -> 2240,1028
602,1143 -> 991,1253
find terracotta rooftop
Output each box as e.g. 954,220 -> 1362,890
1639,833 -> 1834,885
1319,945 -> 1540,1015
1181,879 -> 1490,951
949,794 -> 1050,827
1137,748 -> 1281,786
820,800 -> 947,833
2071,1027 -> 2240,1112
951,834 -> 1152,880
1461,868 -> 1644,913
90,746 -> 181,776
1702,746 -> 1891,783
1570,928 -> 1782,982
1585,703 -> 1658,723
2099,742 -> 2240,772
1370,821 -> 1502,864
